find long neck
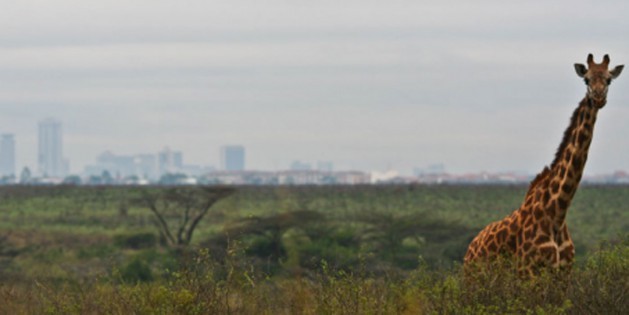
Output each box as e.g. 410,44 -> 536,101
547,96 -> 599,225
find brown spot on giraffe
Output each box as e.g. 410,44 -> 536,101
558,166 -> 566,178
464,54 -> 623,276
533,207 -> 544,220
496,229 -> 508,243
535,234 -> 550,245
573,156 -> 583,169
487,242 -> 498,252
558,198 -> 568,210
543,190 -> 551,205
564,150 -> 572,162
561,184 -> 573,194
539,219 -> 551,233
583,123 -> 592,131
509,219 -> 519,233
550,180 -> 560,194
547,203 -> 556,218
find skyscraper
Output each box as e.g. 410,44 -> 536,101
38,118 -> 65,177
135,154 -> 158,180
221,145 -> 245,171
0,134 -> 15,177
158,147 -> 183,175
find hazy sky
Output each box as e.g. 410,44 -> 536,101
2,1 -> 629,175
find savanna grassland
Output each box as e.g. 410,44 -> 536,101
0,184 -> 627,314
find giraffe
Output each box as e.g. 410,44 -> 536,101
464,54 -> 624,276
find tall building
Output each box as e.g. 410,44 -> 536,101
0,134 -> 16,177
38,118 -> 65,177
135,154 -> 158,180
158,147 -> 183,175
221,145 -> 245,171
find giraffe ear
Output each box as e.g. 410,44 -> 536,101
610,65 -> 624,79
574,63 -> 587,78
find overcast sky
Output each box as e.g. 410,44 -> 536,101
2,1 -> 629,175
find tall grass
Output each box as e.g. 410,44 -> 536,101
1,240 -> 627,315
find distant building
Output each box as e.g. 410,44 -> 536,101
221,145 -> 245,171
180,164 -> 214,177
290,160 -> 311,171
97,151 -> 135,177
317,161 -> 334,172
371,170 -> 400,184
158,147 -> 183,175
0,134 -> 15,177
335,171 -> 371,185
84,151 -> 159,180
202,170 -> 370,185
38,118 -> 66,177
135,154 -> 158,180
414,163 -> 446,177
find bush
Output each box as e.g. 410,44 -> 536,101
2,243 -> 628,314
120,258 -> 154,283
568,239 -> 629,314
114,232 -> 157,250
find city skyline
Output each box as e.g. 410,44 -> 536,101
6,115 -> 629,180
2,2 -> 629,176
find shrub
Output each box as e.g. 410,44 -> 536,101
120,258 -> 154,283
114,232 -> 157,250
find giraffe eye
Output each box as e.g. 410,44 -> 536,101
584,78 -> 590,85
607,78 -> 612,85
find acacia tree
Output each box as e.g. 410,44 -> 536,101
224,210 -> 324,260
356,210 -> 475,268
203,209 -> 325,272
136,186 -> 235,248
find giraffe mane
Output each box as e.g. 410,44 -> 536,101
528,166 -> 550,192
527,98 -> 585,193
551,98 -> 585,169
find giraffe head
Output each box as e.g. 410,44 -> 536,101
574,54 -> 623,108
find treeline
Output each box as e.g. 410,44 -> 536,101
1,184 -> 628,281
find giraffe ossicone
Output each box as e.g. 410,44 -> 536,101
464,54 -> 623,277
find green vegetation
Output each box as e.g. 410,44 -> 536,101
0,184 -> 627,314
